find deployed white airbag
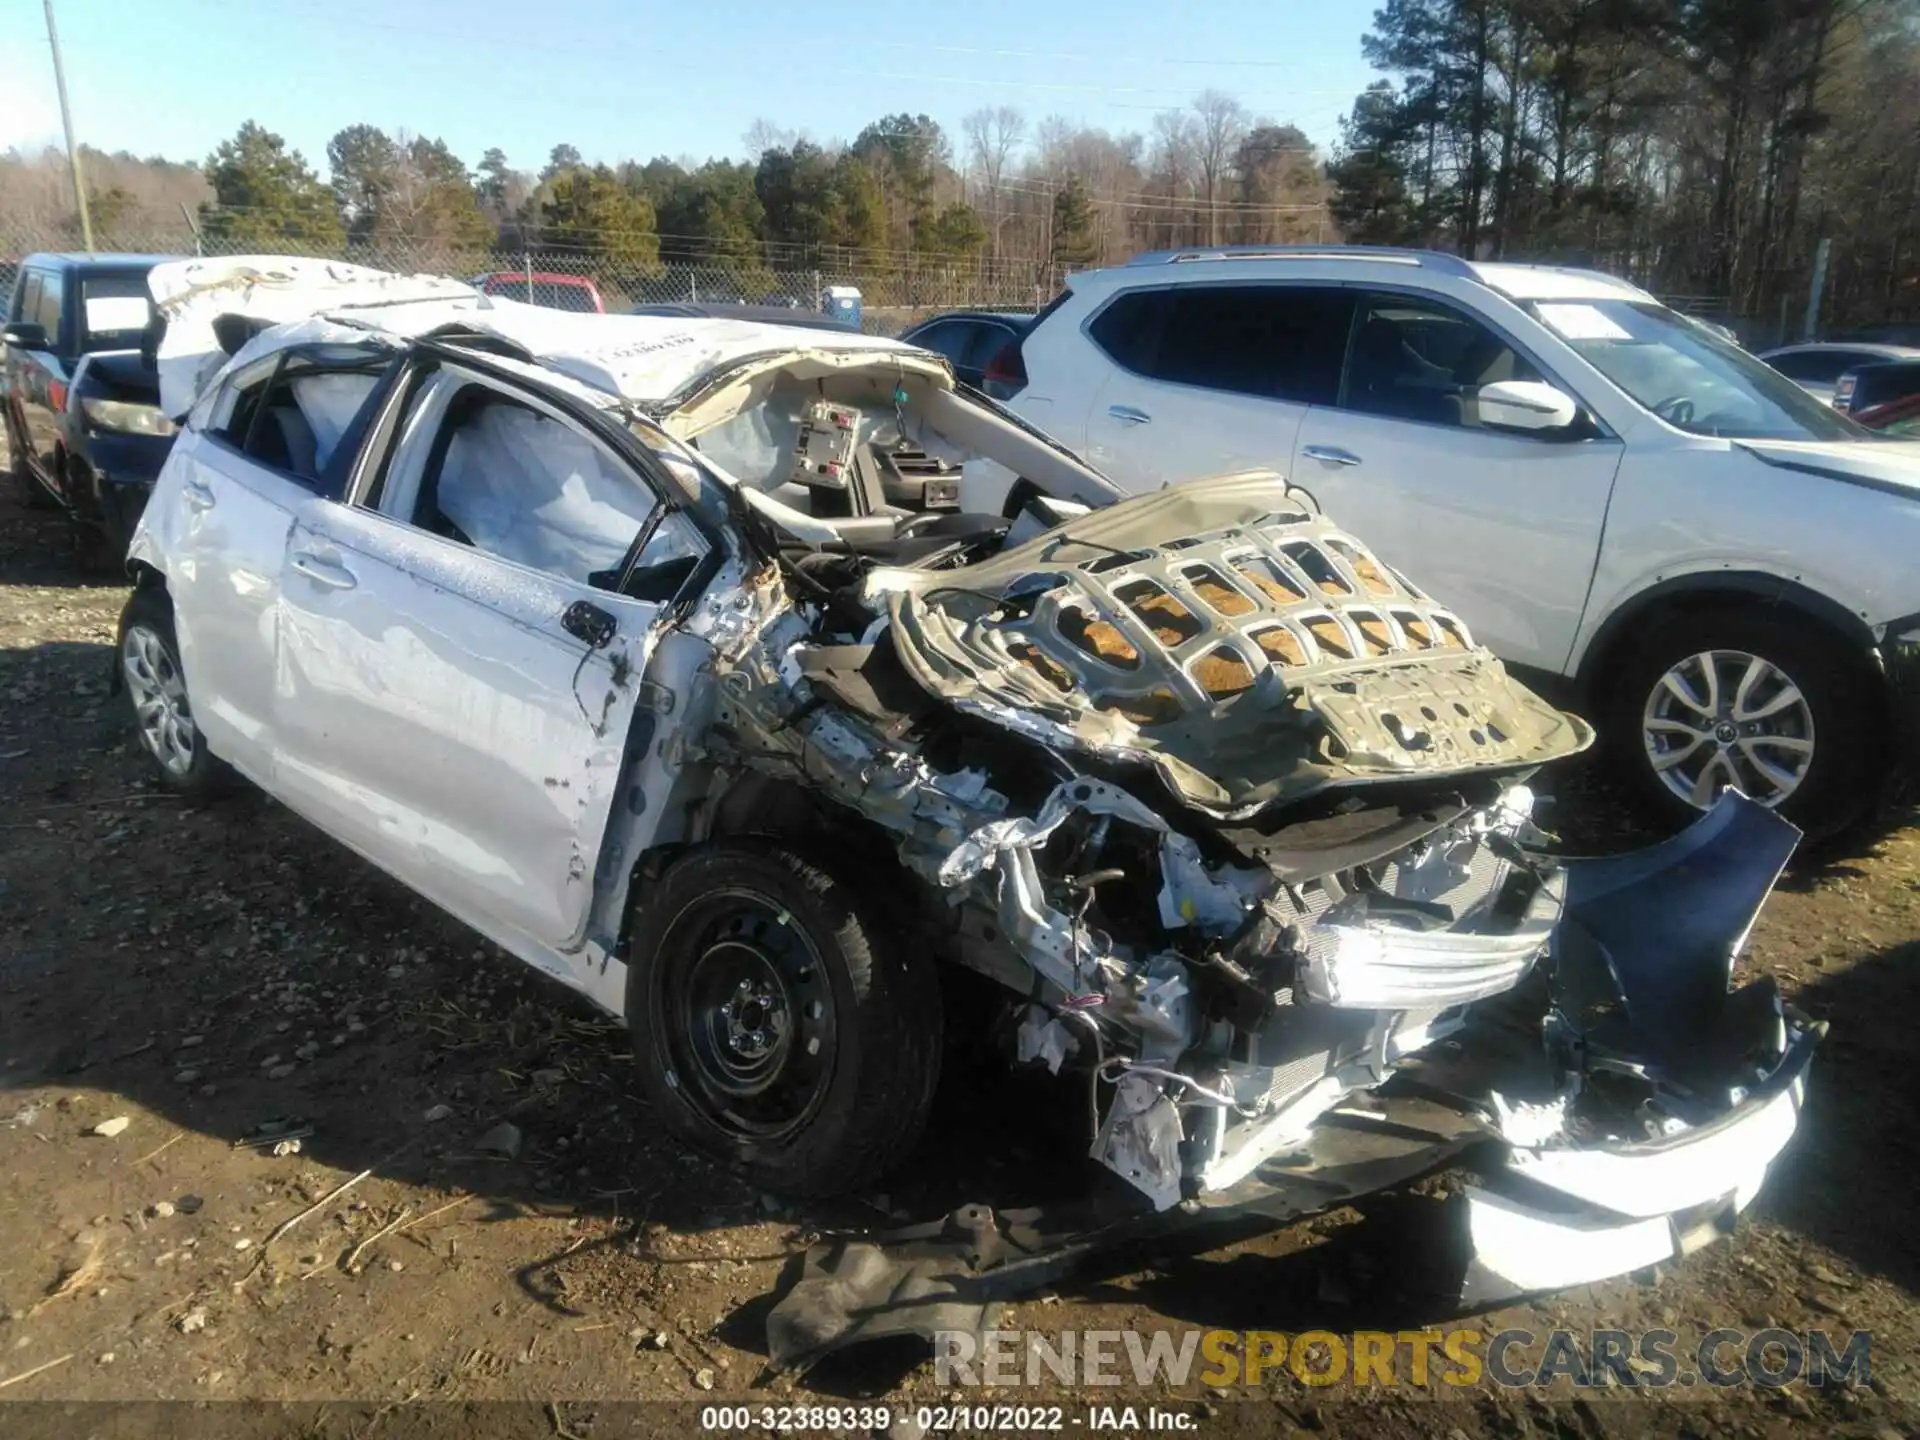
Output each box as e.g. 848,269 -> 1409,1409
290,373 -> 379,472
437,404 -> 659,584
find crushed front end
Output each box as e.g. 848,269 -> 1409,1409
676,472 -> 1817,1345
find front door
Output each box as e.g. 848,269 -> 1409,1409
271,355 -> 704,954
1290,290 -> 1625,674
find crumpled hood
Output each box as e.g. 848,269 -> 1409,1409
1736,436 -> 1920,496
878,472 -> 1593,816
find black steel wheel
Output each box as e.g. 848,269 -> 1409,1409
626,842 -> 941,1196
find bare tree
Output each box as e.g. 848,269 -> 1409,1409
962,105 -> 1026,259
743,118 -> 798,158
1150,110 -> 1200,248
1192,89 -> 1249,245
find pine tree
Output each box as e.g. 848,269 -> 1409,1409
200,122 -> 344,250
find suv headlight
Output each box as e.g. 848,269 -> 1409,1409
81,397 -> 177,438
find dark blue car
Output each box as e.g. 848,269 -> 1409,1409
4,252 -> 181,561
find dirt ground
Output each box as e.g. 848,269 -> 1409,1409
2,466 -> 1918,1440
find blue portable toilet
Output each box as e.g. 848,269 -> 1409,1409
823,285 -> 862,329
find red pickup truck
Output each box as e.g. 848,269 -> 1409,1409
471,271 -> 605,313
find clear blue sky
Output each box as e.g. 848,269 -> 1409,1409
2,0 -> 1379,174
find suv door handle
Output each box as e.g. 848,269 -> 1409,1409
182,478 -> 216,509
289,549 -> 358,590
1107,404 -> 1152,425
1302,445 -> 1362,468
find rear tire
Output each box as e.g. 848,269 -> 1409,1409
1599,606 -> 1879,841
117,588 -> 226,799
626,842 -> 941,1197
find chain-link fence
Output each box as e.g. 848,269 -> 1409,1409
0,220 -> 1064,335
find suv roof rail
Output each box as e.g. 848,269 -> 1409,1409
1121,244 -> 1480,278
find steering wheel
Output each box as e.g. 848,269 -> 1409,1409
1652,395 -> 1696,425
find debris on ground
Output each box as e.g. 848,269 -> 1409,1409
88,1117 -> 129,1138
473,1121 -> 523,1159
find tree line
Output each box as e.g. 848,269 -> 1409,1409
2,3 -> 1913,327
0,95 -> 1337,286
1327,0 -> 1920,328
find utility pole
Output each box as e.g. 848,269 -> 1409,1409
44,0 -> 93,252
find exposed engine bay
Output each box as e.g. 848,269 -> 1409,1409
654,446 -> 1816,1347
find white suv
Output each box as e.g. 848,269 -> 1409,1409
990,247 -> 1920,836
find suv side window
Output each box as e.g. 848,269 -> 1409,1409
32,271 -> 63,343
1341,292 -> 1543,429
1088,291 -> 1162,374
14,273 -> 43,329
1093,285 -> 1354,404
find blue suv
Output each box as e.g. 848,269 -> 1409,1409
4,252 -> 181,561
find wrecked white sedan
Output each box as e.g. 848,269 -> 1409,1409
120,258 -> 1819,1339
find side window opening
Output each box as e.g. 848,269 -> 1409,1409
1342,293 -> 1542,429
211,349 -> 389,488
408,381 -> 699,592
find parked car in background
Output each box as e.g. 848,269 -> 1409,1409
1857,390 -> 1920,436
1832,357 -> 1920,415
116,255 -> 1817,1309
1831,321 -> 1920,347
898,309 -> 1033,395
471,271 -> 605,313
4,251 -> 181,557
990,245 -> 1920,837
627,300 -> 858,331
1755,340 -> 1920,402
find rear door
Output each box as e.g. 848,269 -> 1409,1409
1290,289 -> 1624,673
11,269 -> 69,491
271,352 -> 707,955
1081,284 -> 1353,495
159,343 -> 394,782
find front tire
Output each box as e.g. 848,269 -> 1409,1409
1600,606 -> 1879,841
626,842 -> 941,1196
118,589 -> 224,798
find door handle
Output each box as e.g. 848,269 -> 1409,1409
1107,404 -> 1152,425
182,478 -> 216,509
289,549 -> 358,590
1302,445 -> 1362,468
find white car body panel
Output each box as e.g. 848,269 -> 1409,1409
272,499 -> 663,953
1082,367 -> 1309,495
148,430 -> 310,780
1288,407 -> 1624,673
